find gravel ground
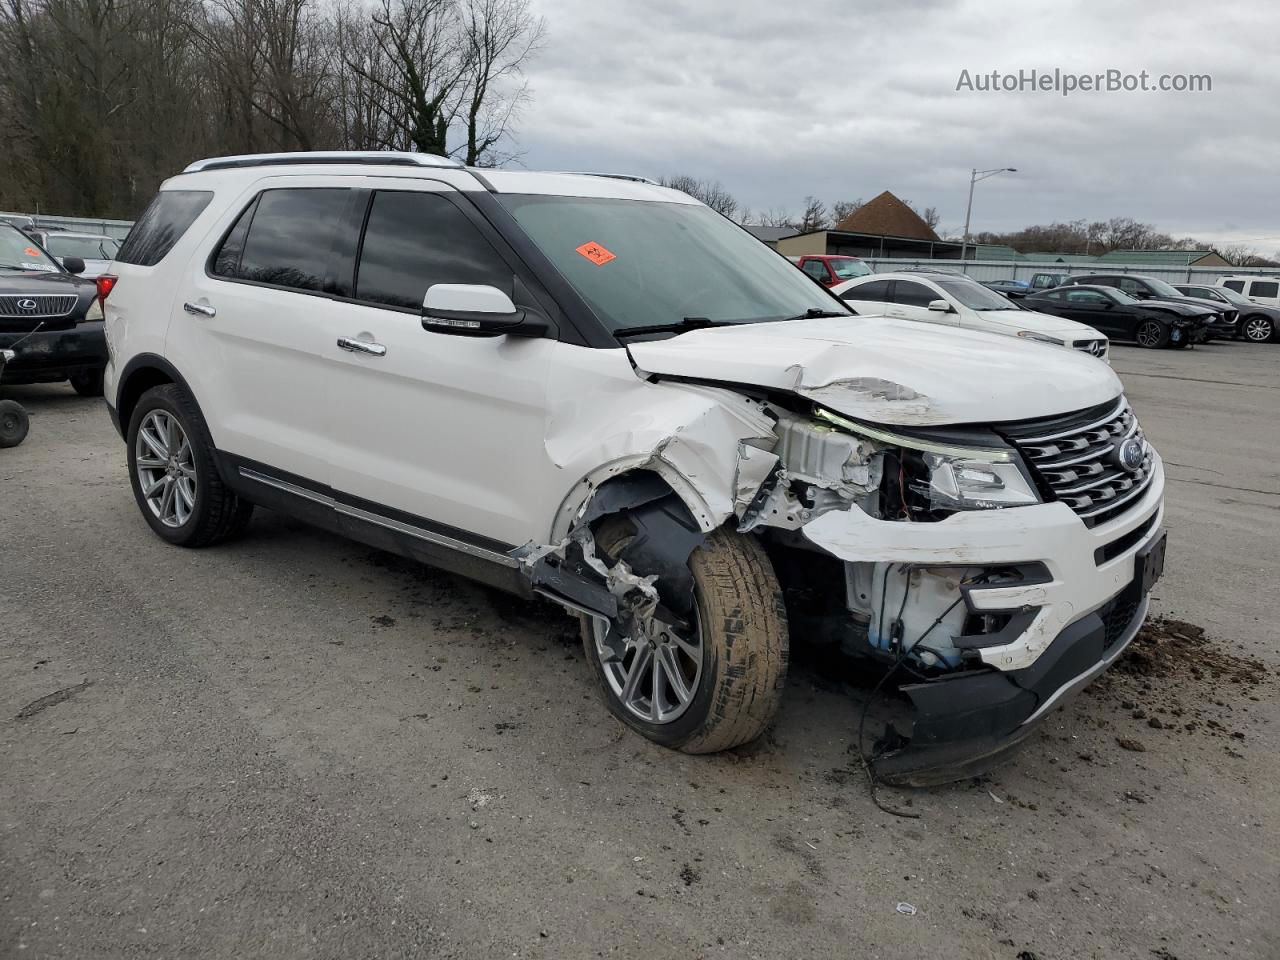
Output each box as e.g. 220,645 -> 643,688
1,340 -> 1277,959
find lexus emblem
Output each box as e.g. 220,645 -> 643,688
1117,437 -> 1146,473
16,298 -> 38,311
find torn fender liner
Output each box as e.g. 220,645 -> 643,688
872,595 -> 1145,786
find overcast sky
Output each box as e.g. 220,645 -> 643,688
515,0 -> 1279,254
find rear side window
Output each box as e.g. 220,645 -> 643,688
213,188 -> 350,292
1223,280 -> 1245,292
355,191 -> 513,310
1249,280 -> 1279,298
843,279 -> 890,302
892,280 -> 936,307
117,190 -> 213,266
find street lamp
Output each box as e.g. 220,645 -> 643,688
960,167 -> 1017,262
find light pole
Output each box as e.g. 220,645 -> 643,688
960,167 -> 1017,262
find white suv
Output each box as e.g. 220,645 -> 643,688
101,152 -> 1166,785
834,271 -> 1110,360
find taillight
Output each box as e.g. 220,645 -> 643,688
96,274 -> 118,306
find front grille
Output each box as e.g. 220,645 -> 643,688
0,294 -> 77,318
1072,338 -> 1107,358
999,398 -> 1156,527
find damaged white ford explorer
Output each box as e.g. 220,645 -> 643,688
101,152 -> 1167,784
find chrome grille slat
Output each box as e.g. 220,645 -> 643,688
1003,399 -> 1154,527
0,294 -> 77,318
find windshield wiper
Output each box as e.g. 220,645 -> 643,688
777,308 -> 850,322
612,316 -> 737,339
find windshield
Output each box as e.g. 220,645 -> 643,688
495,195 -> 847,332
0,224 -> 60,272
1142,276 -> 1186,298
1104,287 -> 1139,305
830,257 -> 871,280
936,278 -> 1016,310
46,235 -> 120,260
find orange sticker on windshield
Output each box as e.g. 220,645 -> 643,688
575,241 -> 616,266
24,247 -> 40,257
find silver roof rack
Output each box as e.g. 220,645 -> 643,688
553,171 -> 659,185
183,151 -> 465,174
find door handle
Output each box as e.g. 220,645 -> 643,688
183,302 -> 216,318
337,336 -> 387,357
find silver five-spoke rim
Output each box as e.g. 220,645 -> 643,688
1137,321 -> 1162,347
135,410 -> 196,528
1245,317 -> 1270,341
594,605 -> 703,724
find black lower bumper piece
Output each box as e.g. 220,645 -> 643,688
0,321 -> 106,384
872,578 -> 1151,787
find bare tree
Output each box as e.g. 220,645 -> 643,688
456,0 -> 543,165
795,196 -> 828,233
830,199 -> 864,225
658,175 -> 739,218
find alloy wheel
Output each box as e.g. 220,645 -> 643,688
135,410 -> 197,528
1244,317 -> 1273,342
1136,321 -> 1163,347
594,605 -> 703,724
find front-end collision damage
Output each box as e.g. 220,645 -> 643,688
514,354 -> 1156,784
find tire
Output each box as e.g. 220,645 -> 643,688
580,519 -> 789,754
0,399 -> 30,447
126,383 -> 253,546
69,368 -> 105,397
1170,336 -> 1191,350
1241,314 -> 1275,343
1135,319 -> 1170,349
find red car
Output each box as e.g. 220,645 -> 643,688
789,254 -> 873,287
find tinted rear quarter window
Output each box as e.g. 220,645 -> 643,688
117,190 -> 213,266
1223,280 -> 1245,292
356,191 -> 513,309
844,279 -> 890,302
1249,280 -> 1279,298
214,188 -> 350,293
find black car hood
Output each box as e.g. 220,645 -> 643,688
0,268 -> 90,295
1138,298 -> 1212,316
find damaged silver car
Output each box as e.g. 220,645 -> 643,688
102,153 -> 1167,784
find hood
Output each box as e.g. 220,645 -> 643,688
0,268 -> 87,295
627,315 -> 1122,427
973,307 -> 1104,341
1139,299 -> 1210,317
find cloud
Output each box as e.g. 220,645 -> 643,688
513,0 -> 1280,251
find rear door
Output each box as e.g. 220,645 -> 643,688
168,178 -> 359,488
837,278 -> 892,315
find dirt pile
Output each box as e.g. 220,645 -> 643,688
1114,617 -> 1271,688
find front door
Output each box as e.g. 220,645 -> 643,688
325,182 -> 556,551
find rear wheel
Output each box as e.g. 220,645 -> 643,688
581,520 -> 789,753
69,368 -> 104,397
0,399 -> 29,447
1136,319 -> 1170,349
126,384 -> 253,546
1242,315 -> 1275,343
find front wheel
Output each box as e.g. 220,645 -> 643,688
1242,315 -> 1275,343
126,384 -> 253,546
581,524 -> 789,754
1136,319 -> 1170,349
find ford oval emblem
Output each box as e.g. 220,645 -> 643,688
1117,437 -> 1146,473
17,298 -> 38,311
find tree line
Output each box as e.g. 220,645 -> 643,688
0,0 -> 544,218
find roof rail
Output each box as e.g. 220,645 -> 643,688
554,171 -> 660,185
183,151 -> 466,174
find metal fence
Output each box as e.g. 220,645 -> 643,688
860,257 -> 1280,285
1,211 -> 134,241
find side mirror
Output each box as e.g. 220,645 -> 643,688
927,299 -> 952,312
63,256 -> 85,275
421,283 -> 547,338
